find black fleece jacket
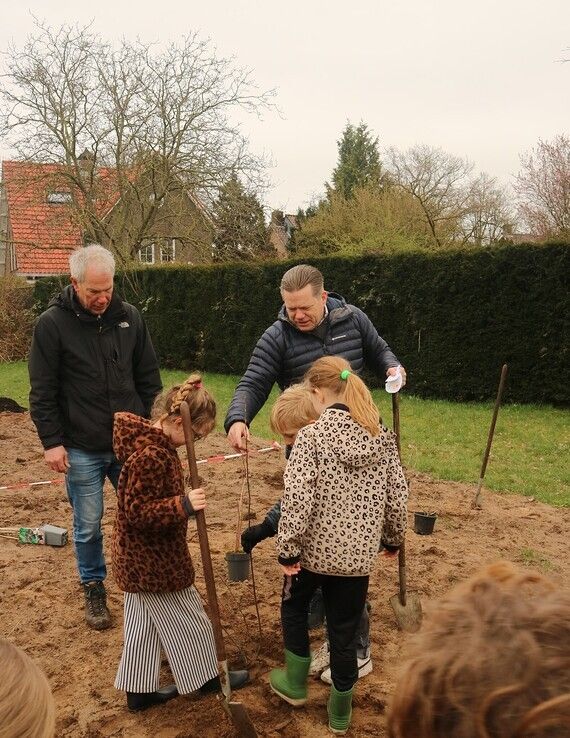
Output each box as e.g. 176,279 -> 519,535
224,293 -> 399,432
29,285 -> 162,453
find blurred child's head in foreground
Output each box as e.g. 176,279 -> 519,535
387,561 -> 570,738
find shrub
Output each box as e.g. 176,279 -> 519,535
0,277 -> 35,361
33,243 -> 569,405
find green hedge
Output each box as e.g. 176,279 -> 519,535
33,243 -> 569,405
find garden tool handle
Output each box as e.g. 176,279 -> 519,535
180,401 -> 227,662
392,392 -> 407,605
392,392 -> 401,459
398,540 -> 407,606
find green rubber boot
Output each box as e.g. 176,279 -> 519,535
269,649 -> 311,706
327,684 -> 353,735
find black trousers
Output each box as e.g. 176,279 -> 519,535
281,568 -> 369,692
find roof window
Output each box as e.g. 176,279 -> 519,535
47,191 -> 72,204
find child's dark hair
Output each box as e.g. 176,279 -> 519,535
387,562 -> 570,738
152,373 -> 216,431
304,356 -> 380,436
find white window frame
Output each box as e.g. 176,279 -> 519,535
160,238 -> 176,263
138,243 -> 155,264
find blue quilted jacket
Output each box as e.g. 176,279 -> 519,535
224,293 -> 399,432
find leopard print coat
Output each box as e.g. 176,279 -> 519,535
277,406 -> 408,576
112,412 -> 194,593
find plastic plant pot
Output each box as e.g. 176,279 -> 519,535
225,551 -> 251,581
414,511 -> 437,535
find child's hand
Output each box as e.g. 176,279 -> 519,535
280,562 -> 301,576
187,487 -> 206,511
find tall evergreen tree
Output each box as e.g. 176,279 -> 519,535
212,174 -> 270,260
329,122 -> 382,199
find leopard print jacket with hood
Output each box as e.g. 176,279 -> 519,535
112,411 -> 194,593
277,406 -> 408,577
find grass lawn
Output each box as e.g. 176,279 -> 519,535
2,361 -> 568,506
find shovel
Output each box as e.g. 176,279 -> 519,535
388,392 -> 423,633
472,363 -> 508,509
181,401 -> 258,738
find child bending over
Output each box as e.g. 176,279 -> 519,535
387,562 -> 570,738
269,356 -> 408,735
112,374 -> 249,712
241,384 -> 319,553
254,383 -> 381,684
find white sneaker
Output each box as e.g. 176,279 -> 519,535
320,654 -> 373,685
309,641 -> 330,677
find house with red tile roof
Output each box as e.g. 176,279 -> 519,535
1,160 -> 87,279
0,158 -> 216,280
269,210 -> 299,258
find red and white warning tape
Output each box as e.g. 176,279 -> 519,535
0,442 -> 283,492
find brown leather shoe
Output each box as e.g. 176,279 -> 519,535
83,581 -> 111,630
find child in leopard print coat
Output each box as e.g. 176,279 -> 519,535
112,375 -> 248,712
269,356 -> 408,735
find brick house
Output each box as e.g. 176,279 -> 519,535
0,159 -> 215,281
268,210 -> 299,258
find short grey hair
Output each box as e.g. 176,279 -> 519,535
280,264 -> 324,295
69,244 -> 115,282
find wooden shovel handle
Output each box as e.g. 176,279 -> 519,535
180,401 -> 226,662
392,392 -> 401,459
392,392 -> 407,606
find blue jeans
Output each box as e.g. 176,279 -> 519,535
65,448 -> 121,584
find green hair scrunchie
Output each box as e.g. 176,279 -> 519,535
340,369 -> 351,380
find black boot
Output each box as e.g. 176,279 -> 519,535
126,684 -> 179,712
240,520 -> 275,553
199,670 -> 250,694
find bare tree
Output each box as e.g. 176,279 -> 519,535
514,135 -> 570,239
0,20 -> 272,262
386,144 -> 473,248
460,173 -> 513,247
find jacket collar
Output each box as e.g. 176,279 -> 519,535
52,284 -> 128,325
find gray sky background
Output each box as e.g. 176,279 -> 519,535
1,1 -> 568,212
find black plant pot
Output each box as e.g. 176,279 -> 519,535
225,551 -> 251,581
414,511 -> 437,535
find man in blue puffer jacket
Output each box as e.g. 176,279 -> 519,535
224,263 -> 405,684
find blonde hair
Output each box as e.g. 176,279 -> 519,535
152,373 -> 216,434
304,356 -> 380,436
270,384 -> 319,437
387,562 -> 570,738
0,639 -> 56,738
280,264 -> 324,295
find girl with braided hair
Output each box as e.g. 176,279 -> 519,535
112,374 -> 249,712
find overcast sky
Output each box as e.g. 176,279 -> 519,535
1,1 -> 568,212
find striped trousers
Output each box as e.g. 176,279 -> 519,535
115,586 -> 219,694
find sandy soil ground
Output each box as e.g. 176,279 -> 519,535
1,410 -> 569,737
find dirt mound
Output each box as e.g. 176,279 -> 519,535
1,411 -> 569,737
0,396 -> 27,413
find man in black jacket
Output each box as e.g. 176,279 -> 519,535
29,244 -> 162,631
224,263 -> 405,683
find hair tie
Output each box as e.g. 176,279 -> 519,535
340,369 -> 351,381
193,381 -> 203,389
